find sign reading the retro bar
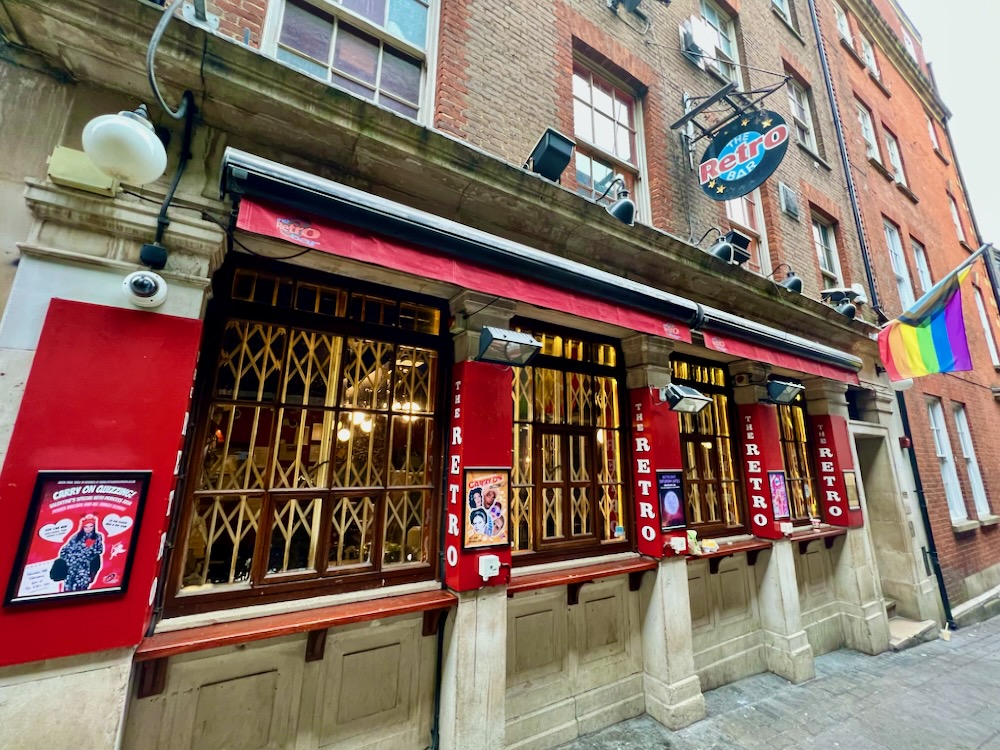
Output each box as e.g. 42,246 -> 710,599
699,110 -> 790,201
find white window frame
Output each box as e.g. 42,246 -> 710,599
725,188 -> 771,276
884,130 -> 907,186
883,220 -> 914,309
926,114 -> 941,151
927,397 -> 967,523
856,102 -> 879,162
786,79 -> 818,153
812,216 -> 842,287
948,194 -> 967,243
912,239 -> 932,294
700,0 -> 743,88
261,0 -> 440,126
860,35 -> 880,77
903,30 -> 917,61
953,404 -> 992,519
974,286 -> 1000,367
833,3 -> 852,44
772,0 -> 791,23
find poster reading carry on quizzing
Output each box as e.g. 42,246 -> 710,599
5,472 -> 150,605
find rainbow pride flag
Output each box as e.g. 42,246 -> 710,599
878,245 -> 990,381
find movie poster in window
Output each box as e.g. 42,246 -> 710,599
463,468 -> 510,549
5,471 -> 150,606
843,471 -> 861,509
769,470 -> 791,520
657,470 -> 686,531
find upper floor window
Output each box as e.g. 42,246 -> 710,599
726,189 -> 770,275
884,129 -> 907,186
271,0 -> 430,120
510,323 -> 627,558
856,102 -> 879,162
974,286 -> 1000,368
953,404 -> 993,519
884,220 -> 914,309
772,0 -> 794,26
833,3 -> 852,44
787,78 -> 818,153
926,114 -> 941,151
912,238 -> 932,294
700,0 -> 742,86
572,64 -> 641,215
672,356 -> 744,536
169,263 -> 446,613
812,215 -> 842,287
927,397 -> 966,523
948,194 -> 967,243
902,30 -> 918,61
860,36 -> 880,77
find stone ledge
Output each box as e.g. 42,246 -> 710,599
951,519 -> 980,534
977,514 -> 1000,527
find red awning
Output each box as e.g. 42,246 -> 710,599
703,332 -> 860,384
236,199 -> 692,343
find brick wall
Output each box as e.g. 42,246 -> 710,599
821,0 -> 1000,603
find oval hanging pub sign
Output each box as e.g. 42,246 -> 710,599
699,110 -> 790,201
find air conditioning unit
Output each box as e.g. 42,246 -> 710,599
778,182 -> 800,219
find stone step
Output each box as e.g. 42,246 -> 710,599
887,617 -> 939,651
884,598 -> 897,619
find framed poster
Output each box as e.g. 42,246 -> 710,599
5,471 -> 151,606
768,470 -> 790,520
844,471 -> 861,509
463,468 -> 510,550
657,470 -> 686,531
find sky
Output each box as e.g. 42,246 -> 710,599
896,0 -> 1000,244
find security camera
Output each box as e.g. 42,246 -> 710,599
122,270 -> 168,308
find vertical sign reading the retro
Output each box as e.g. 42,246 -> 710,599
811,415 -> 862,527
737,404 -> 783,539
6,472 -> 150,605
443,361 -> 514,591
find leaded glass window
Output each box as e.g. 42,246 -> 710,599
777,400 -> 818,521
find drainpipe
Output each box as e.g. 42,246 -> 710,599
805,0 -> 884,320
895,391 -> 958,630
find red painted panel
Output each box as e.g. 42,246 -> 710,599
703,331 -> 860,385
237,199 -> 691,344
737,403 -> 785,540
628,388 -> 684,558
443,361 -> 514,592
0,300 -> 202,667
812,415 -> 863,527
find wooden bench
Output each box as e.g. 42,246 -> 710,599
507,557 -> 658,605
135,589 -> 457,698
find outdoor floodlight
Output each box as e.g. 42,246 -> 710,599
525,128 -> 576,182
597,175 -> 636,226
477,327 -> 543,366
660,383 -> 712,413
766,379 -> 805,405
778,271 -> 802,293
707,230 -> 752,265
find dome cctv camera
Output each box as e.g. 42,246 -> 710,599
122,270 -> 168,308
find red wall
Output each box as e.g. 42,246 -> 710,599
0,300 -> 202,667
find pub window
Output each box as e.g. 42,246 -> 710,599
168,263 -> 445,612
510,322 -> 628,558
671,356 -> 745,535
777,398 -> 818,521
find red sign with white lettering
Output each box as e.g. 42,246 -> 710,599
737,403 -> 784,539
628,388 -> 684,558
811,415 -> 863,527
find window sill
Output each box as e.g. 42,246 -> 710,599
869,156 -> 895,181
790,525 -> 847,554
978,514 -> 1000,527
869,71 -> 892,98
797,142 -> 832,170
951,518 -> 980,534
840,37 -> 865,67
772,5 -> 805,44
896,182 -> 919,204
507,556 -> 658,603
934,147 -> 951,165
687,537 -> 772,573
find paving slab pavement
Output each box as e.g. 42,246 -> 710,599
556,616 -> 1000,750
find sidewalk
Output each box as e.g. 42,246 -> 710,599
557,616 -> 1000,750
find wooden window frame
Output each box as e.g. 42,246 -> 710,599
777,399 -> 819,522
725,189 -> 771,276
165,257 -> 449,616
510,319 -> 632,566
812,215 -> 843,287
